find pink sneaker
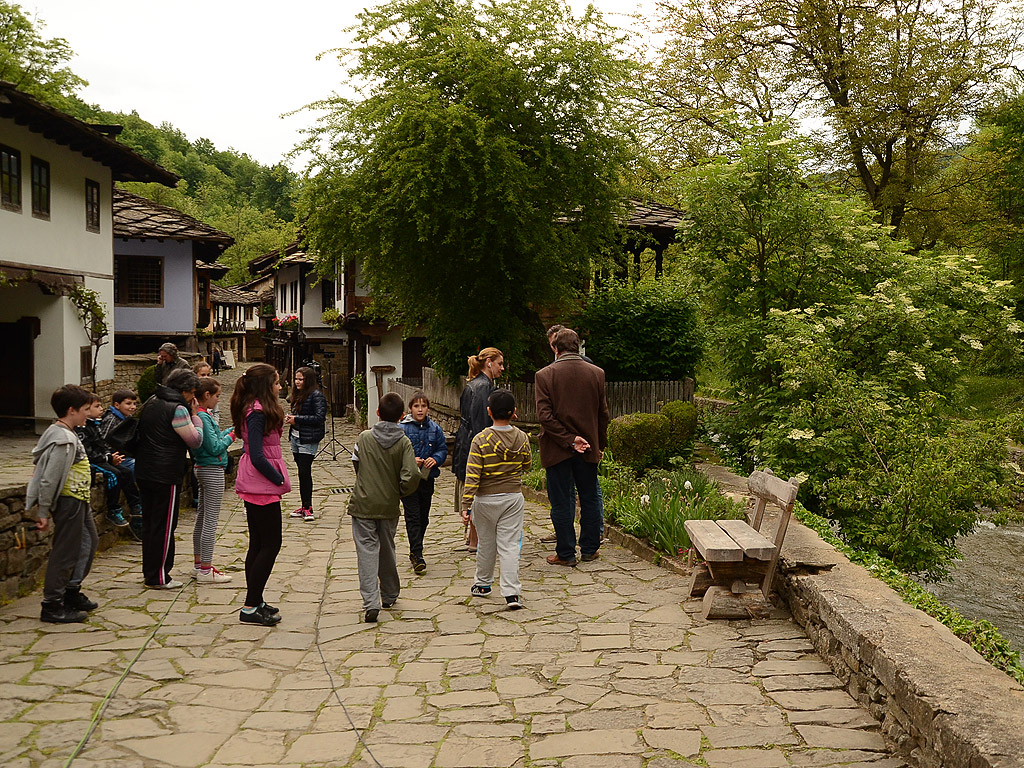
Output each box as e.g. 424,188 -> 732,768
301,507 -> 315,522
289,507 -> 306,519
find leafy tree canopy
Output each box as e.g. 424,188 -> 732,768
645,0 -> 1022,236
0,1 -> 86,107
301,0 -> 635,380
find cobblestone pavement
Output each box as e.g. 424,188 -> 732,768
0,420 -> 904,768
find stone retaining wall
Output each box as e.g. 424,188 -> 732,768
774,516 -> 1024,768
0,445 -> 241,603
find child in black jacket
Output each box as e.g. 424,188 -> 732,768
76,393 -> 140,528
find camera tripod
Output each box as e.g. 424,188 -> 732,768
314,358 -> 349,461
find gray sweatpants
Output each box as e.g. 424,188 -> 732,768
69,507 -> 98,589
351,516 -> 400,611
472,492 -> 524,597
43,496 -> 87,603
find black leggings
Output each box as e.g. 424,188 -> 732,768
244,501 -> 282,607
293,453 -> 315,509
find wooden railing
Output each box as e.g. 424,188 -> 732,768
391,367 -> 694,427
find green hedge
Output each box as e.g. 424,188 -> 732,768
607,412 -> 671,474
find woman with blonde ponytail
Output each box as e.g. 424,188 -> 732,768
451,347 -> 504,551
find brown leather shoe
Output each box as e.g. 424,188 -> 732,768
580,552 -> 600,562
546,554 -> 577,567
540,533 -> 557,544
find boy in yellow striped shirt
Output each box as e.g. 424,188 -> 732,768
460,389 -> 533,609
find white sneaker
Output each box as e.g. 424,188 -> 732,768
146,579 -> 184,590
196,567 -> 233,584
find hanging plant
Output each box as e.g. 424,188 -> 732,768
66,284 -> 109,389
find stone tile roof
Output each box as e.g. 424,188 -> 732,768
248,236 -> 314,276
211,284 -> 261,305
625,200 -> 684,231
112,190 -> 235,251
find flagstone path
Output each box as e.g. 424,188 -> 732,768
0,421 -> 904,768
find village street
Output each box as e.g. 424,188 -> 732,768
0,419 -> 903,768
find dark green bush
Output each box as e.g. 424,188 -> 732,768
607,412 -> 671,474
574,277 -> 702,381
661,400 -> 697,459
137,365 -> 157,403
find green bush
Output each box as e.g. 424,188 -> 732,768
574,277 -> 702,381
661,400 -> 697,459
607,412 -> 671,474
137,365 -> 157,403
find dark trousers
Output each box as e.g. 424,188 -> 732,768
401,477 -> 434,560
139,480 -> 181,586
43,496 -> 87,603
94,461 -> 141,511
293,453 -> 315,509
546,454 -> 603,561
244,501 -> 282,607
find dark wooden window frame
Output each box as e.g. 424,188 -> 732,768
31,156 -> 50,219
80,346 -> 94,386
1,143 -> 22,213
85,178 -> 100,232
114,254 -> 164,307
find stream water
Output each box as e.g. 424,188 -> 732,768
920,524 -> 1024,654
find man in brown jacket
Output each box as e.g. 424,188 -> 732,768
535,328 -> 610,566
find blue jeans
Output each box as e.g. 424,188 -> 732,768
546,455 -> 603,561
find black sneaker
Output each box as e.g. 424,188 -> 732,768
64,587 -> 98,612
470,584 -> 492,597
239,607 -> 281,626
260,602 -> 280,615
41,601 -> 87,624
364,608 -> 380,623
505,595 -> 524,610
413,558 -> 427,575
382,599 -> 396,609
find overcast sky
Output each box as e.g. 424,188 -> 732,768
30,0 -> 655,169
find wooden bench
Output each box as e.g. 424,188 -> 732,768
684,468 -> 801,619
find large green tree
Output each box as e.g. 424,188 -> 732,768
302,0 -> 634,379
645,0 -> 1021,236
0,1 -> 85,107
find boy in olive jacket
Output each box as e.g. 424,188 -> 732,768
349,393 -> 420,623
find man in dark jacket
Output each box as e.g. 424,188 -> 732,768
154,343 -> 190,386
535,328 -> 610,567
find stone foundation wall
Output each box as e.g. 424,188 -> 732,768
775,519 -> 1024,768
0,445 -> 242,603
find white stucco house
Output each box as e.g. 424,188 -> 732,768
111,189 -> 233,355
0,81 -> 177,428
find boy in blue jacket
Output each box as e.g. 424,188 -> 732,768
399,391 -> 448,574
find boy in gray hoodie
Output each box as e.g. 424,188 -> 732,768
26,384 -> 98,623
349,393 -> 420,623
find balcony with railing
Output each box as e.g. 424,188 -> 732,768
214,317 -> 246,333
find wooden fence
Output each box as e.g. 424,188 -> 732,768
390,367 -> 694,427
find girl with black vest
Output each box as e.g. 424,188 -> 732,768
284,366 -> 327,521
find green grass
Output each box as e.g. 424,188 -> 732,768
959,374 -> 1024,420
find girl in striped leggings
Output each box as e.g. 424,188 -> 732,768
193,378 -> 235,583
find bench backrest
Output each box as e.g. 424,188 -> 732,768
747,468 -> 801,598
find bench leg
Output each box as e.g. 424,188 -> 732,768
688,562 -> 714,598
701,586 -> 773,620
